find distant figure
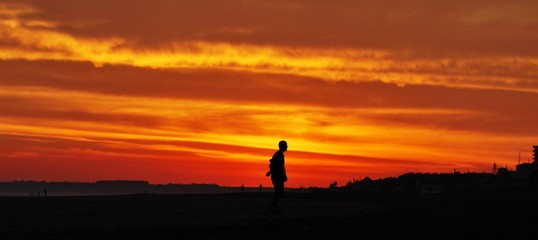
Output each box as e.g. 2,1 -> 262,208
241,184 -> 245,193
259,184 -> 262,193
266,140 -> 288,214
44,188 -> 47,197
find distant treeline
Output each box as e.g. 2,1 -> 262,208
332,171 -> 535,194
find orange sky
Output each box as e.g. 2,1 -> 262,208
1,0 -> 538,187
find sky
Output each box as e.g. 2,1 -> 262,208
1,0 -> 538,187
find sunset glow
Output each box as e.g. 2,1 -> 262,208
1,1 -> 538,187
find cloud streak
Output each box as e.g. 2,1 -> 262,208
1,2 -> 538,92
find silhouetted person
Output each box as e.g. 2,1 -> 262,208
266,140 -> 288,214
259,184 -> 262,193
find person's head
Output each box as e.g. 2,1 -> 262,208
278,140 -> 288,152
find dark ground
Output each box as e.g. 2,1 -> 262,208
1,190 -> 537,240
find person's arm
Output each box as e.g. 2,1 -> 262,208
266,158 -> 273,176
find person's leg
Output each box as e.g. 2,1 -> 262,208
270,181 -> 284,213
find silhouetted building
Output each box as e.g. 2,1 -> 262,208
496,167 -> 519,183
516,163 -> 533,180
532,146 -> 538,187
532,145 -> 538,163
496,167 -> 509,176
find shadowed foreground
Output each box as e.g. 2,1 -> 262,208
1,191 -> 537,240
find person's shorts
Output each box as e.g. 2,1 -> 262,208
271,176 -> 284,191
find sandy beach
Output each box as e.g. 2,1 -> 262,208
2,190 -> 537,240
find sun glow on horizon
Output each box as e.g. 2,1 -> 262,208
1,84 -> 534,186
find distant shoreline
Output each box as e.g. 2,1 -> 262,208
2,170 -> 537,196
